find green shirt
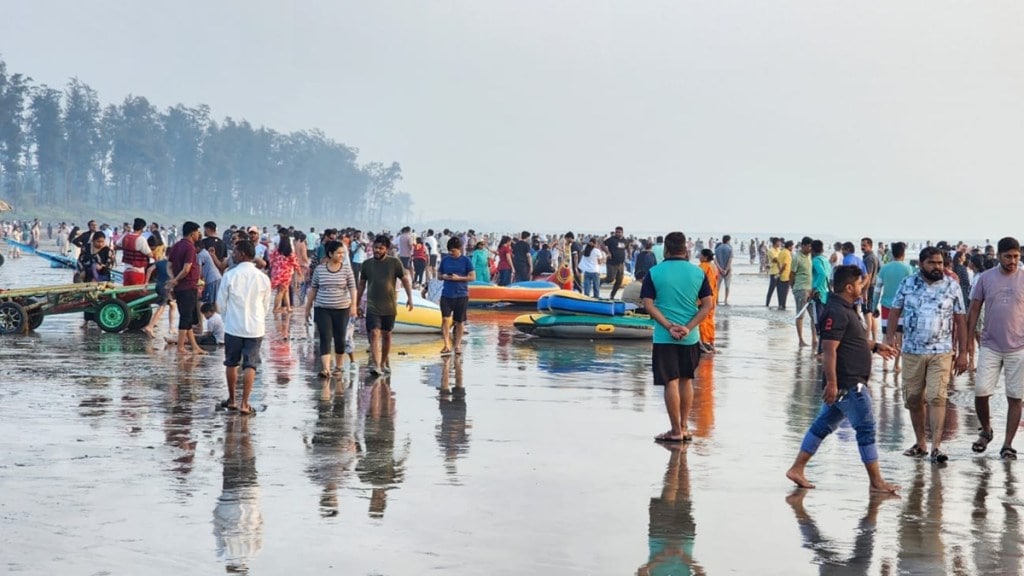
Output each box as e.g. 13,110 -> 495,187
359,256 -> 406,316
644,259 -> 709,345
877,260 -> 914,308
812,254 -> 831,304
472,249 -> 491,283
792,252 -> 813,290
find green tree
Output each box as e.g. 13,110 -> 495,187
0,58 -> 30,203
28,85 -> 65,205
63,78 -> 102,204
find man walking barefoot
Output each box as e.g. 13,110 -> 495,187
786,265 -> 900,493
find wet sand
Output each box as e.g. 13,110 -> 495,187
2,246 -> 1023,574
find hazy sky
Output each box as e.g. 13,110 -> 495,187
3,1 -> 1022,239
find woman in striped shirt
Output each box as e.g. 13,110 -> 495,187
305,240 -> 357,377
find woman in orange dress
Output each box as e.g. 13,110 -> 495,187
270,230 -> 299,313
697,249 -> 719,353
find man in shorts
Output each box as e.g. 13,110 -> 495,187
167,221 -> 205,355
714,234 -> 734,305
437,236 -> 475,356
216,240 -> 271,416
875,242 -> 913,372
641,232 -> 713,443
967,236 -> 1024,459
861,238 -> 880,341
885,246 -> 968,463
786,265 -> 899,493
358,235 -> 414,375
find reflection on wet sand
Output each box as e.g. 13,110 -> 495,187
212,416 -> 262,574
692,357 -> 715,438
971,460 -> 1024,574
786,488 -> 898,575
897,463 -> 949,574
437,355 -> 471,478
355,375 -> 409,518
637,443 -> 705,576
305,375 -> 358,518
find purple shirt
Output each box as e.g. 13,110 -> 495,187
970,267 -> 1024,353
168,239 -> 200,291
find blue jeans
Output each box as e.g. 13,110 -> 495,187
583,272 -> 601,298
799,384 -> 879,464
498,269 -> 512,286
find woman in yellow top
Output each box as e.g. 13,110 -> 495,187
697,249 -> 719,353
776,239 -> 793,311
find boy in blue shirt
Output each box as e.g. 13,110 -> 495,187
438,237 -> 475,355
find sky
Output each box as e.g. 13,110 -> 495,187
3,1 -> 1023,240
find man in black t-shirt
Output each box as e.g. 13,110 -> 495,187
604,226 -> 628,299
565,231 -> 583,292
512,231 -> 532,283
786,265 -> 899,494
201,221 -> 228,272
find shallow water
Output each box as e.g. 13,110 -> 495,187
2,244 -> 1023,575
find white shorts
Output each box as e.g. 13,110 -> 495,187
976,346 -> 1024,399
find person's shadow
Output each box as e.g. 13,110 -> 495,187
212,416 -> 263,574
636,443 -> 706,576
786,487 -> 899,575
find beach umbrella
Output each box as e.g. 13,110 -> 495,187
0,199 -> 12,212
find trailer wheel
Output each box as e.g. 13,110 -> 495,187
28,311 -> 43,330
0,301 -> 28,334
97,299 -> 131,333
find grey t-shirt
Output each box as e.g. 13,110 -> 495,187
970,267 -> 1024,353
714,243 -> 733,273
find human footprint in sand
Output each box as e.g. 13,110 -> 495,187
785,265 -> 900,494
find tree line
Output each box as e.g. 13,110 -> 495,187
0,56 -> 412,226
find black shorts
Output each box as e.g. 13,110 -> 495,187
652,343 -> 701,386
365,314 -> 396,332
440,296 -> 469,322
224,333 -> 263,370
429,255 -> 438,267
174,288 -> 199,330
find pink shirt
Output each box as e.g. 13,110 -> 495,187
971,267 -> 1024,353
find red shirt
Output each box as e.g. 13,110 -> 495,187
497,245 -> 513,271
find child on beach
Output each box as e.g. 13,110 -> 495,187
195,303 -> 225,349
143,244 -> 175,338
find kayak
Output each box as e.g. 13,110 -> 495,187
468,280 -> 560,306
513,312 -> 654,340
394,291 -> 442,333
537,290 -> 635,316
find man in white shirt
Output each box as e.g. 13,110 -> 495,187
216,239 -> 272,416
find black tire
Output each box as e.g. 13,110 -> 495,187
0,301 -> 28,334
28,311 -> 43,330
0,252 -> 5,267
96,299 -> 131,333
127,308 -> 153,331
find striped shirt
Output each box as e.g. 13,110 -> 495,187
311,262 -> 357,309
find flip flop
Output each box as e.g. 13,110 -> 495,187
218,399 -> 237,411
440,348 -> 452,357
238,406 -> 257,417
318,370 -> 331,378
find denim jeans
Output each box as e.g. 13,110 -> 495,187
498,269 -> 512,286
583,272 -> 601,298
800,384 -> 879,464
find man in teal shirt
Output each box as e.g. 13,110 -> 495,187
875,241 -> 913,372
642,232 -> 714,443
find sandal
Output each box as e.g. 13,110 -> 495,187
318,370 -> 331,378
218,399 -> 237,411
903,444 -> 928,458
1001,446 -> 1018,460
972,428 -> 995,453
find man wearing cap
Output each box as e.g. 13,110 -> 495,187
246,227 -> 267,269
